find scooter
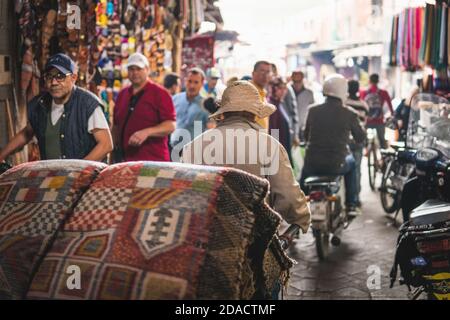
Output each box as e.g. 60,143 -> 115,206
390,93 -> 450,300
304,175 -> 351,260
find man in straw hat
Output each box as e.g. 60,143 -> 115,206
181,80 -> 310,234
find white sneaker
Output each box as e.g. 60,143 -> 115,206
346,206 -> 362,217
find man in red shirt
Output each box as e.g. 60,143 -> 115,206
113,53 -> 176,162
360,74 -> 394,149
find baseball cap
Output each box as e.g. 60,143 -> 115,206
45,53 -> 76,75
126,53 -> 149,69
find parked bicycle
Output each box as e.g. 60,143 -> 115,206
366,128 -> 383,191
379,142 -> 415,218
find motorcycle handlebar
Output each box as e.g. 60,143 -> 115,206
435,159 -> 450,172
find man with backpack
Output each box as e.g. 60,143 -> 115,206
360,74 -> 394,149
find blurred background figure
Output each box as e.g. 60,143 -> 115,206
269,77 -> 293,163
171,67 -> 210,152
251,61 -> 274,129
163,73 -> 181,96
290,70 -> 315,142
360,73 -> 394,149
201,67 -> 225,99
346,80 -> 368,208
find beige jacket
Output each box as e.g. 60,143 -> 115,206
181,116 -> 311,233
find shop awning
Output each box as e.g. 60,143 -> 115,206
333,43 -> 384,61
201,30 -> 240,43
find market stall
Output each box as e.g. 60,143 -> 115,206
12,0 -> 222,162
389,0 -> 450,97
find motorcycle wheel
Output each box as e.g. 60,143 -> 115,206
313,229 -> 329,261
368,145 -> 378,191
380,159 -> 399,213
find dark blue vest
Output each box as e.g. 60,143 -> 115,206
27,86 -> 102,160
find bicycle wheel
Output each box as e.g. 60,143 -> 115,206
380,159 -> 399,213
367,145 -> 378,191
313,229 -> 330,261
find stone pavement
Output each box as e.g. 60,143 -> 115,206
285,160 -> 411,300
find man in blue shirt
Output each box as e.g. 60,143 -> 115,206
170,68 -> 209,156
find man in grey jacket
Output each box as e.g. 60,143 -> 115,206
182,81 -> 311,234
291,70 -> 315,142
283,83 -> 300,147
302,74 -> 366,214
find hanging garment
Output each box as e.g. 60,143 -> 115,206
409,8 -> 415,69
419,4 -> 429,64
393,15 -> 399,66
424,4 -> 434,65
432,4 -> 441,67
397,10 -> 404,66
389,15 -> 398,66
438,3 -> 447,69
414,7 -> 424,68
195,0 -> 204,29
408,8 -> 414,68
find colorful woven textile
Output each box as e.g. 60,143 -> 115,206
0,160 -> 106,299
26,162 -> 293,300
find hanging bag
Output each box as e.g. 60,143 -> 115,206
113,90 -> 146,163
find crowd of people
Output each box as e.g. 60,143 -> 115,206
0,52 -> 401,232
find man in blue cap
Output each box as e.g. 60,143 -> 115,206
0,53 -> 113,163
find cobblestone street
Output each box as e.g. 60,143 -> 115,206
286,159 -> 411,300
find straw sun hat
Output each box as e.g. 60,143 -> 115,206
210,81 -> 276,119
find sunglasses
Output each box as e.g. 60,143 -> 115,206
44,72 -> 71,82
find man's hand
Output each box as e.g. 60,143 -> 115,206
279,224 -> 301,249
128,129 -> 150,147
292,137 -> 301,147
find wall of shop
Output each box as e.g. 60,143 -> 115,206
0,0 -> 20,153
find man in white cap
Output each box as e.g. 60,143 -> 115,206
113,53 -> 176,162
301,74 -> 366,215
181,80 -> 311,234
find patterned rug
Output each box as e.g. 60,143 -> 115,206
1,161 -> 293,300
0,160 -> 106,299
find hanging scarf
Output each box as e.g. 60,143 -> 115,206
414,7 -> 423,68
431,4 -> 441,67
438,3 -> 447,68
424,3 -> 434,65
397,10 -> 404,67
389,15 -> 398,66
419,4 -> 429,64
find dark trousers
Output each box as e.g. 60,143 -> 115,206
301,154 -> 358,207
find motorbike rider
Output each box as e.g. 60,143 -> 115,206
301,74 -> 366,215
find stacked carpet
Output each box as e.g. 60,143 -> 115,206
0,160 -> 107,299
0,160 -> 294,300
